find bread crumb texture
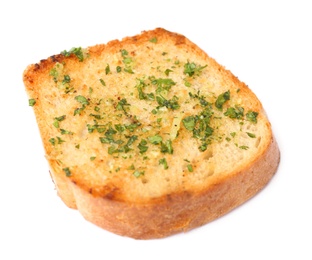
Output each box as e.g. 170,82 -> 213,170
23,28 -> 280,239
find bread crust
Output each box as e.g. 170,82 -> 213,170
23,28 -> 280,239
51,133 -> 279,239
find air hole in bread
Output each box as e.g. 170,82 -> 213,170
203,149 -> 213,160
255,137 -> 261,148
207,168 -> 214,177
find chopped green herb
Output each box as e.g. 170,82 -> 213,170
126,135 -> 138,147
160,139 -> 173,154
199,142 -> 209,152
187,164 -> 193,172
62,75 -> 71,84
49,138 -> 56,146
128,164 -> 135,170
105,64 -> 111,75
215,90 -> 230,110
137,87 -> 155,100
182,106 -> 214,152
124,67 -> 134,74
105,125 -> 117,137
164,69 -> 173,76
148,135 -> 163,144
230,132 -> 236,138
184,80 -> 191,87
125,123 -> 141,132
65,86 -> 75,94
133,170 -> 145,178
54,115 -> 66,122
106,136 -> 133,154
74,106 -> 86,116
246,111 -> 258,123
99,78 -> 106,86
116,98 -> 130,113
57,136 -> 65,144
156,95 -> 180,110
116,66 -> 122,73
99,137 -> 113,144
247,132 -> 256,138
89,113 -> 103,120
135,78 -> 155,101
150,76 -> 176,95
115,124 -> 125,133
49,67 -> 59,82
224,106 -> 244,119
87,121 -> 106,133
183,61 -> 207,77
182,116 -> 196,131
60,129 -> 73,135
189,91 -> 210,107
53,121 -> 60,129
49,136 -> 65,146
75,95 -> 89,105
53,115 -> 66,128
29,99 -> 36,106
239,145 -> 249,150
149,37 -> 157,43
120,49 -> 134,74
159,158 -> 168,169
121,49 -> 128,56
138,139 -> 148,154
107,145 -> 117,154
63,167 -> 71,177
61,47 -> 85,62
123,57 -> 132,65
90,156 -> 96,161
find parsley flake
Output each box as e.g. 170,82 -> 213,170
75,95 -> 89,105
246,111 -> 258,123
133,170 -> 145,178
29,99 -> 36,106
63,167 -> 71,177
159,158 -> 169,169
184,61 -> 207,77
61,47 -> 86,62
149,37 -> 157,43
215,90 -> 230,110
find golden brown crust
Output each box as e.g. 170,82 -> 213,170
60,138 -> 279,239
53,130 -> 279,239
23,28 -> 280,239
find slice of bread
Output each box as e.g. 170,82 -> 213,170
23,28 -> 280,239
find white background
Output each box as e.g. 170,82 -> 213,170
1,0 -> 311,259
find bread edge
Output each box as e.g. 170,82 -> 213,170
50,131 -> 279,239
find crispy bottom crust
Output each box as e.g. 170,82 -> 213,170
50,135 -> 279,239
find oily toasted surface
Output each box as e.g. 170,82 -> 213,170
23,28 -> 280,239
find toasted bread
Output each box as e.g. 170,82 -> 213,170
23,28 -> 280,239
